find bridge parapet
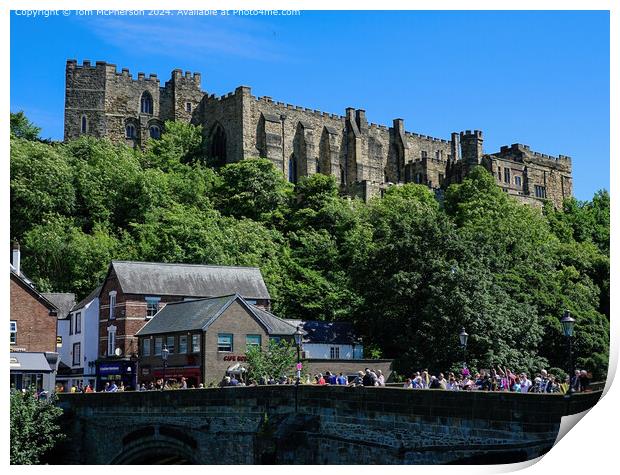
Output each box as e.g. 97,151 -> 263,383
54,386 -> 602,464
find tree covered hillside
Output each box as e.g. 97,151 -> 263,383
10,113 -> 610,379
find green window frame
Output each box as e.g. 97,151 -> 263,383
218,333 -> 233,352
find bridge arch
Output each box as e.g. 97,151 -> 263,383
111,426 -> 199,464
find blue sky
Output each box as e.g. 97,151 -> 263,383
10,10 -> 609,200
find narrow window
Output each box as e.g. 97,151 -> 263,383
107,327 -> 116,356
330,347 -> 340,359
73,343 -> 81,366
179,335 -> 188,354
439,173 -> 445,185
154,337 -> 163,356
535,185 -> 547,199
218,334 -> 233,352
81,115 -> 88,134
497,168 -> 502,181
75,312 -> 81,334
140,91 -> 153,114
166,336 -> 175,354
69,313 -> 73,335
435,150 -> 440,160
145,297 -> 160,318
109,291 -> 117,320
191,334 -> 201,353
421,151 -> 428,159
246,334 -> 261,349
515,176 -> 522,187
125,124 -> 136,139
186,102 -> 192,113
10,321 -> 16,345
142,338 -> 151,357
504,168 -> 511,184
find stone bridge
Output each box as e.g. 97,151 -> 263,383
54,386 -> 601,464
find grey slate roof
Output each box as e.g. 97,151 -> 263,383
136,294 -> 296,337
284,319 -> 360,345
10,352 -> 53,372
42,292 -> 76,320
70,285 -> 103,313
110,261 -> 271,300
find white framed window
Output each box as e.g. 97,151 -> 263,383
191,334 -> 201,353
179,335 -> 188,354
154,337 -> 163,356
10,321 -> 16,345
109,291 -> 117,320
107,325 -> 117,356
73,343 -> 81,366
330,347 -> 340,359
246,334 -> 261,348
75,312 -> 82,334
142,338 -> 151,357
166,335 -> 175,354
145,297 -> 161,318
218,334 -> 233,352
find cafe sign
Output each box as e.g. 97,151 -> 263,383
222,355 -> 247,362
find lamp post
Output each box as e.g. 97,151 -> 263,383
459,327 -> 469,372
294,325 -> 304,412
560,310 -> 576,395
161,345 -> 169,391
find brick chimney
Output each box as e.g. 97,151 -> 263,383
11,241 -> 20,275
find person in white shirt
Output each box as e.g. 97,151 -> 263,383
376,370 -> 386,386
519,373 -> 532,393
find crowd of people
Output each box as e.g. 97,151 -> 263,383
50,366 -> 594,394
400,367 -> 593,393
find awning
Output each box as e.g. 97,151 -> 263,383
10,352 -> 53,372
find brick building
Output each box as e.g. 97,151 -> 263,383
9,242 -> 61,392
64,59 -> 573,207
95,260 -> 271,389
136,294 -> 392,386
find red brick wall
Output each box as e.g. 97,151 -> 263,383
10,275 -> 57,352
98,268 -> 271,358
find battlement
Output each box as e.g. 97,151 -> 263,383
497,143 -> 571,165
253,96 -> 344,120
404,131 -> 450,144
460,130 -> 483,139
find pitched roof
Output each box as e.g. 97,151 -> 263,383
284,319 -> 360,345
70,285 -> 103,313
136,294 -> 296,337
109,261 -> 271,300
10,270 -> 59,313
42,292 -> 76,320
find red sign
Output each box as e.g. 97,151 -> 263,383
222,355 -> 247,362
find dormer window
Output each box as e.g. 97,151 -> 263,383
140,91 -> 153,114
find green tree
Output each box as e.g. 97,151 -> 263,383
213,158 -> 293,222
10,390 -> 65,465
245,339 -> 297,382
142,121 -> 206,170
10,111 -> 41,140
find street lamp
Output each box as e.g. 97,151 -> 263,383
459,327 -> 469,372
294,325 -> 304,412
560,310 -> 576,395
161,345 -> 169,391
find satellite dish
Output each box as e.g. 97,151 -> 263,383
115,348 -> 123,357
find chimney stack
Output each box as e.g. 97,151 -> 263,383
11,241 -> 20,275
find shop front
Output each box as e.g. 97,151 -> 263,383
96,359 -> 137,391
143,366 -> 202,388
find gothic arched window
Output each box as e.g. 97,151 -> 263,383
125,123 -> 136,139
149,125 -> 161,139
209,123 -> 227,166
81,115 -> 88,134
140,91 -> 153,114
288,155 -> 298,184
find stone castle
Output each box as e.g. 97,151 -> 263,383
64,59 -> 573,207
